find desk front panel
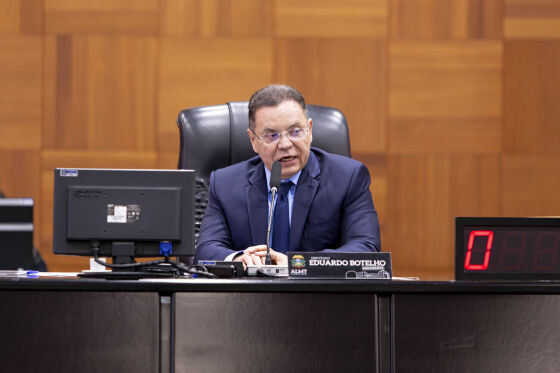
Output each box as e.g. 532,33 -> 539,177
174,292 -> 378,373
394,294 -> 560,373
0,290 -> 159,373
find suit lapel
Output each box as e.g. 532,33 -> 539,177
290,152 -> 320,252
246,163 -> 268,246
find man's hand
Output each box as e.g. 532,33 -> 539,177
233,245 -> 288,267
265,249 -> 288,266
233,245 -> 267,267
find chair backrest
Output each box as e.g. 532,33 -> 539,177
177,101 -> 351,181
176,101 -> 351,244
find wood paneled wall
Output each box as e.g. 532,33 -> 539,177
1,0 -> 559,278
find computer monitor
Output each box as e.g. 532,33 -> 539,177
53,168 -> 196,267
0,198 -> 35,270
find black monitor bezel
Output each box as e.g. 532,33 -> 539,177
53,168 -> 196,259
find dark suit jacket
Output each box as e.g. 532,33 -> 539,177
194,148 -> 381,262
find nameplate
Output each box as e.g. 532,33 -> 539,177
287,252 -> 392,279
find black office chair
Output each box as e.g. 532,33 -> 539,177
176,101 -> 351,242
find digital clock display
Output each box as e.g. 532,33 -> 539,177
456,218 -> 560,281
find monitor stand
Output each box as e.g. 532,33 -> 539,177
78,241 -> 181,279
111,241 -> 136,271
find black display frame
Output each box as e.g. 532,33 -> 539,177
455,217 -> 560,281
53,168 -> 196,260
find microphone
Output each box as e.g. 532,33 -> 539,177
265,161 -> 281,265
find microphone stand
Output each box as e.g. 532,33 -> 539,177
265,186 -> 278,265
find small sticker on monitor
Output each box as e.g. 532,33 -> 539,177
60,169 -> 78,177
107,204 -> 141,223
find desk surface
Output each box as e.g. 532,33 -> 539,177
4,276 -> 560,293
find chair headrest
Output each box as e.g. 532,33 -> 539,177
177,101 -> 351,181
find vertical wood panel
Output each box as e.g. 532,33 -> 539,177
386,155 -> 451,271
87,37 -> 157,150
503,41 -> 560,154
43,35 -> 157,151
19,0 -> 45,34
160,0 -> 272,37
0,0 -> 22,34
391,0 -> 502,39
0,36 -> 42,150
275,39 -> 387,153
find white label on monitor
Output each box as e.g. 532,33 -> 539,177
60,169 -> 78,177
107,204 -> 127,223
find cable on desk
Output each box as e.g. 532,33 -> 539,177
89,242 -> 218,279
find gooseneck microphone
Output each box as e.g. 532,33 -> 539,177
266,161 -> 282,265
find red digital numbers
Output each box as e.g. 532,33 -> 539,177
464,231 -> 494,270
465,229 -> 560,273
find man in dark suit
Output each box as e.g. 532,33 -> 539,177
194,85 -> 380,266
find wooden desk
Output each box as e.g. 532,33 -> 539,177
2,278 -> 560,372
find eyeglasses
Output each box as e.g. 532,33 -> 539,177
251,126 -> 309,145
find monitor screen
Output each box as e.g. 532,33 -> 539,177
53,168 -> 196,261
0,198 -> 34,270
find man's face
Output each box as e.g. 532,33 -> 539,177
247,100 -> 313,179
